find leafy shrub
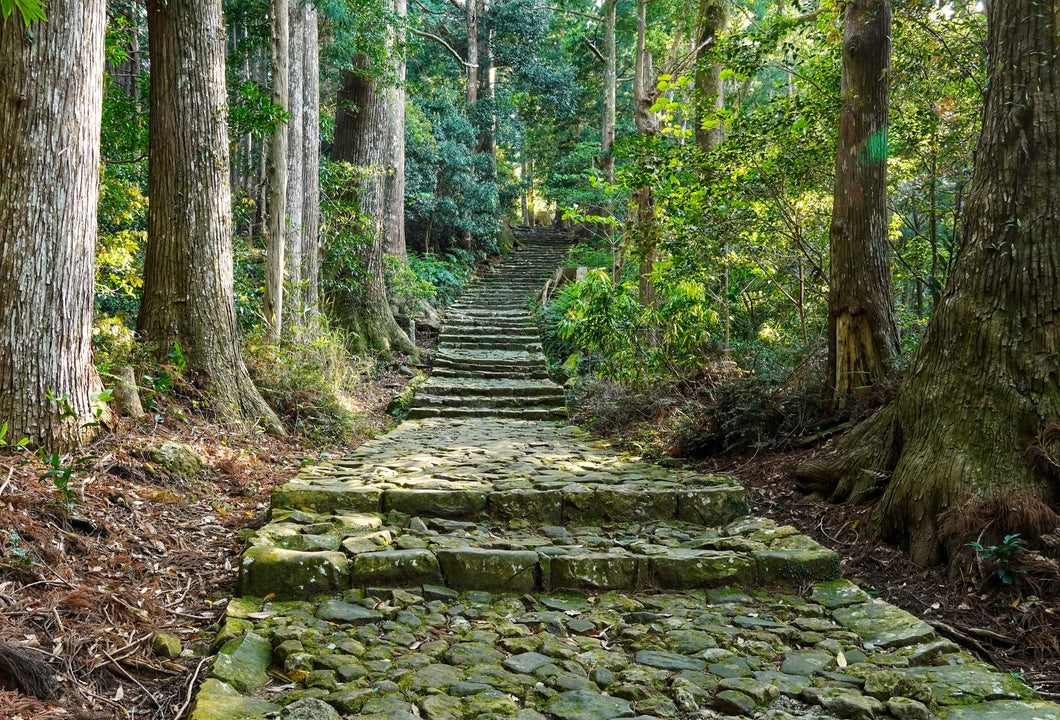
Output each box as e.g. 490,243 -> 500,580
246,327 -> 376,447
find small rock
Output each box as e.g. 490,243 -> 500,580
151,632 -> 182,658
713,689 -> 755,715
278,697 -> 342,720
548,689 -> 633,720
888,697 -> 931,720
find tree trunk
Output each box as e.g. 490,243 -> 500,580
263,0 -> 289,341
799,0 -> 1060,566
383,0 -> 408,260
140,0 -> 284,435
826,0 -> 899,406
301,2 -> 322,325
600,0 -> 616,184
694,0 -> 725,152
631,0 -> 660,309
332,66 -> 417,357
0,0 -> 107,450
284,0 -> 306,329
466,0 -> 479,105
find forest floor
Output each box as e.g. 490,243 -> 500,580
0,374 -> 1058,718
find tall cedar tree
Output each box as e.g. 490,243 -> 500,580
140,0 -> 285,434
331,49 -> 417,356
827,0 -> 899,406
799,0 -> 1060,564
0,0 -> 107,450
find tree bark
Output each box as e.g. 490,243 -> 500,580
284,0 -> 306,329
600,0 -> 617,184
694,0 -> 725,152
332,65 -> 417,357
301,3 -> 322,325
263,0 -> 289,341
140,0 -> 284,435
631,0 -> 660,309
383,0 -> 408,260
0,0 -> 107,450
826,0 -> 899,406
799,0 -> 1060,566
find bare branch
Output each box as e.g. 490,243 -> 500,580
583,37 -> 604,63
409,26 -> 476,69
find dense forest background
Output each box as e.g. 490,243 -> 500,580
3,0 -> 1060,572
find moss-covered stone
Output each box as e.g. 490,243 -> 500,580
382,488 -> 488,518
810,580 -> 871,609
488,489 -> 563,524
238,547 -> 349,600
550,554 -> 642,590
676,488 -> 749,526
209,632 -> 272,692
188,678 -> 280,720
649,550 -> 755,589
832,600 -> 937,649
437,548 -> 540,592
349,549 -> 443,586
146,441 -> 202,479
754,536 -> 841,585
271,484 -> 382,514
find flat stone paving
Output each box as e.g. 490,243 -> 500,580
190,231 -> 1060,719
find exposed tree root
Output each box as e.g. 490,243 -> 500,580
0,642 -> 56,700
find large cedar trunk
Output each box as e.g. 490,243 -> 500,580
384,0 -> 408,260
284,0 -> 306,327
826,0 -> 899,405
630,0 -> 660,309
301,3 -> 322,324
799,0 -> 1060,565
693,0 -> 725,152
600,0 -> 617,184
263,0 -> 289,341
140,0 -> 284,435
331,65 -> 416,356
0,1 -> 107,450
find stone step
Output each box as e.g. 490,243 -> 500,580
440,331 -> 542,343
434,351 -> 548,371
442,341 -> 543,352
407,406 -> 567,420
409,393 -> 565,412
238,514 -> 839,599
416,378 -> 565,399
195,578 -> 1057,720
433,367 -> 552,380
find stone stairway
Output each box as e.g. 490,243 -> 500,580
190,228 -> 1060,720
408,229 -> 570,420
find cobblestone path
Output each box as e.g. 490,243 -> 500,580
191,229 -> 1060,720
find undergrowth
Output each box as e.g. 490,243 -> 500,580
245,328 -> 378,446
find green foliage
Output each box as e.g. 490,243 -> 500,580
967,534 -> 1027,586
556,267 -> 720,388
405,96 -> 500,253
1,0 -> 45,24
319,160 -> 374,300
3,531 -> 36,566
246,329 -> 377,447
407,250 -> 477,306
228,80 -> 290,140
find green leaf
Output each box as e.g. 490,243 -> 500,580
2,0 -> 47,24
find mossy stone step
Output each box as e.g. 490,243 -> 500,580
433,367 -> 552,380
238,513 -> 839,599
417,378 -> 565,399
407,406 -> 566,420
411,393 -> 566,410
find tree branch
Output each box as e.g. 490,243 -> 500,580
583,37 -> 604,63
547,6 -> 601,22
409,27 -> 476,69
